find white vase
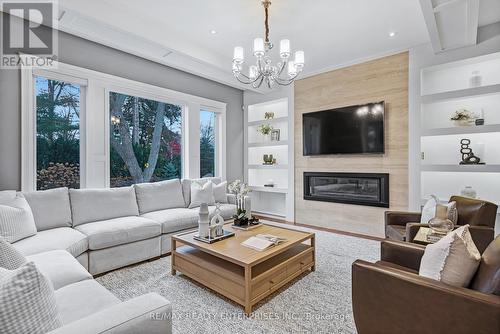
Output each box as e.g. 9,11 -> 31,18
460,186 -> 477,199
198,203 -> 210,238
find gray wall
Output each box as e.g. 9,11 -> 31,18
0,13 -> 244,190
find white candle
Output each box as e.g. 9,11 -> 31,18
233,46 -> 244,64
280,39 -> 290,58
288,61 -> 297,77
253,38 -> 264,57
294,50 -> 304,67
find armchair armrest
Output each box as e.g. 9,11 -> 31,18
385,211 -> 421,227
48,293 -> 172,334
381,240 -> 425,271
352,260 -> 500,334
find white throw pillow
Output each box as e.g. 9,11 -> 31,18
419,225 -> 481,287
420,195 -> 458,224
0,192 -> 37,243
213,181 -> 228,204
0,237 -> 26,270
0,262 -> 62,333
189,181 -> 215,209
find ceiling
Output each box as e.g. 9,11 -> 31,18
55,0 -> 499,90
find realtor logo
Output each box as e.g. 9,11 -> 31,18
1,0 -> 58,68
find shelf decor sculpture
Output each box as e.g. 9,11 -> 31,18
459,138 -> 484,165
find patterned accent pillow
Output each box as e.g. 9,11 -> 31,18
0,237 -> 26,270
0,192 -> 37,243
0,262 -> 62,334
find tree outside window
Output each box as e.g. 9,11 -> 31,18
109,92 -> 182,187
200,110 -> 216,178
35,77 -> 81,190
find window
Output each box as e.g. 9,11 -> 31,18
35,77 -> 81,190
109,92 -> 182,187
23,61 -> 226,191
200,110 -> 216,177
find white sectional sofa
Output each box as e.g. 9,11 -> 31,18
2,177 -> 242,334
26,249 -> 172,333
14,177 -> 238,275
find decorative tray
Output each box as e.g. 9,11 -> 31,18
193,229 -> 235,244
231,222 -> 263,231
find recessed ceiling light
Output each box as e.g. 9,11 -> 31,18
210,29 -> 217,35
389,31 -> 397,37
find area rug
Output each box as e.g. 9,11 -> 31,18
96,224 -> 380,334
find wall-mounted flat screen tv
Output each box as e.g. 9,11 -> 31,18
303,101 -> 385,155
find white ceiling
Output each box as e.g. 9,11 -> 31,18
56,0 -> 498,90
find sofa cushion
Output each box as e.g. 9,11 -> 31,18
27,250 -> 92,290
55,279 -> 120,325
141,208 -> 199,234
0,191 -> 37,243
0,262 -> 62,333
69,187 -> 139,227
182,177 -> 221,207
13,227 -> 88,257
208,204 -> 236,220
134,179 -> 185,214
23,187 -> 72,231
75,216 -> 161,250
0,237 -> 26,270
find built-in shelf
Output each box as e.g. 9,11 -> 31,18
249,186 -> 288,194
247,116 -> 289,127
421,84 -> 500,103
248,164 -> 288,169
421,124 -> 500,136
248,141 -> 288,148
421,164 -> 500,173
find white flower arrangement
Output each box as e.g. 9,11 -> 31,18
228,179 -> 251,197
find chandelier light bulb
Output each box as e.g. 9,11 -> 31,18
253,38 -> 265,57
233,46 -> 244,64
279,39 -> 290,58
288,61 -> 297,77
249,65 -> 258,79
294,50 -> 305,67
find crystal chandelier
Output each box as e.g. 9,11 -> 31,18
232,0 -> 305,89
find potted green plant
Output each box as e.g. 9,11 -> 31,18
258,124 -> 274,142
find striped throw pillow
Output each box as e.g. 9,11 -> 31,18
0,262 -> 62,333
0,192 -> 37,243
0,237 -> 26,270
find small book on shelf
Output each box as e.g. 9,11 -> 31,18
241,234 -> 286,251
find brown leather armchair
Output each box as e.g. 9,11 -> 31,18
385,196 -> 498,253
352,237 -> 500,334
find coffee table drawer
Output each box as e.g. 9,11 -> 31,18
286,248 -> 314,276
252,267 -> 287,299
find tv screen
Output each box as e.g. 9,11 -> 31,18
303,102 -> 385,155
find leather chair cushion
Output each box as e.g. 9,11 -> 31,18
385,225 -> 407,241
450,196 -> 498,228
470,236 -> 500,295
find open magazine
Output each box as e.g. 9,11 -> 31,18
241,234 -> 287,251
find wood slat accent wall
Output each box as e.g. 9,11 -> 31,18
294,52 -> 409,237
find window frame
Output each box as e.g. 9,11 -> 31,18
21,59 -> 227,191
23,69 -> 88,191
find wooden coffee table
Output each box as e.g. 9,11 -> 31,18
171,224 -> 315,314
